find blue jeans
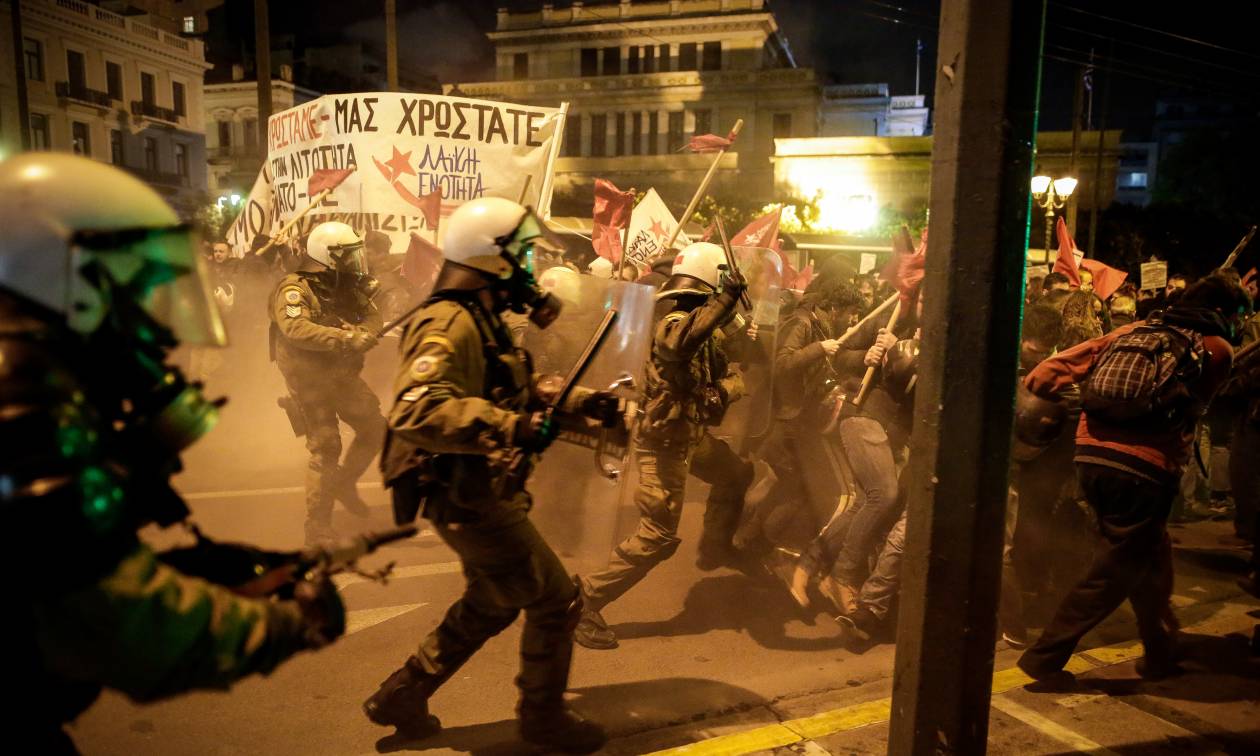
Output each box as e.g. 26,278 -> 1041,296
821,416 -> 901,583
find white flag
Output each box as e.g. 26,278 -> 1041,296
622,188 -> 690,268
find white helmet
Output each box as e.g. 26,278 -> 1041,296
0,152 -> 224,344
659,242 -> 725,299
443,197 -> 551,278
587,256 -> 614,279
307,221 -> 366,275
538,265 -> 582,307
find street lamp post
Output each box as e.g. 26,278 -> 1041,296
1030,174 -> 1077,257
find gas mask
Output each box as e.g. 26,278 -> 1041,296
493,210 -> 564,329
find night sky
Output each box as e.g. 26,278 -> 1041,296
222,0 -> 1259,140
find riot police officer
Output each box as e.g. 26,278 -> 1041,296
268,221 -> 386,544
362,197 -> 620,753
0,153 -> 343,751
576,242 -> 755,650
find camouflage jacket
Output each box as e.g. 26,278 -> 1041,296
268,272 -> 383,379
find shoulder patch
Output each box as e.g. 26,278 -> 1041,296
410,355 -> 440,380
283,288 -> 303,304
285,304 -> 302,318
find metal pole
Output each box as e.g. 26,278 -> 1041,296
915,38 -> 923,97
1067,66 -> 1084,235
254,0 -> 272,157
1045,203 -> 1054,259
9,0 -> 31,149
1087,41 -> 1113,258
385,0 -> 398,91
887,0 -> 1045,753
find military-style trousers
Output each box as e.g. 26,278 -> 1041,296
582,432 -> 752,610
413,500 -> 580,713
286,372 -> 384,535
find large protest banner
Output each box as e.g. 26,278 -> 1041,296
622,188 -> 690,269
226,92 -> 568,256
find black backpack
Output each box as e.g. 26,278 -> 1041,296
1080,318 -> 1205,428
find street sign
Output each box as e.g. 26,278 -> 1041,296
1140,261 -> 1168,291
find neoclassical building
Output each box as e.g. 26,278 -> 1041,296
447,0 -> 923,216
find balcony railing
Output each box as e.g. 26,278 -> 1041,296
211,145 -> 261,160
56,80 -> 114,108
46,0 -> 204,58
124,164 -> 189,188
131,100 -> 181,124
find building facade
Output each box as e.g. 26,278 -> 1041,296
820,83 -> 928,138
204,69 -> 317,197
0,0 -> 212,216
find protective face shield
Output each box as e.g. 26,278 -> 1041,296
439,197 -> 565,327
307,221 -> 368,285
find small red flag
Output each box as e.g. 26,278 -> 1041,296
402,232 -> 443,292
1052,217 -> 1082,288
591,178 -> 635,262
1079,259 -> 1128,301
731,208 -> 782,249
416,185 -> 443,231
308,168 -> 353,197
685,128 -> 739,153
881,225 -> 925,306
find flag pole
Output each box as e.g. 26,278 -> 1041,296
254,187 -> 332,256
662,118 -> 743,254
1219,225 -> 1256,271
853,301 -> 903,407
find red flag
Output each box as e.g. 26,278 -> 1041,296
308,168 -> 353,197
1052,217 -> 1082,288
686,127 -> 739,153
731,208 -> 781,249
591,178 -> 635,262
416,185 -> 443,231
1079,259 -> 1128,301
792,259 -> 815,291
402,232 -> 443,291
882,225 -> 925,306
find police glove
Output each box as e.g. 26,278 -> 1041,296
515,411 -> 558,451
345,327 -> 379,353
580,391 -> 624,428
293,573 -> 346,649
717,268 -> 748,305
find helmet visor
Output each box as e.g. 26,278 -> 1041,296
76,224 -> 228,347
506,207 -> 564,270
329,241 -> 368,276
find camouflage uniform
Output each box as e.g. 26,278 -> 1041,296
581,293 -> 753,611
269,272 -> 385,541
368,294 -> 586,721
2,292 -> 325,751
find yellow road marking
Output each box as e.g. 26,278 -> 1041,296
784,698 -> 891,740
647,723 -> 800,756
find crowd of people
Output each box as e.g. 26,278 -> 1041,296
6,151 -> 1258,751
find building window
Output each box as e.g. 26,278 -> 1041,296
217,120 -> 232,148
67,50 -> 87,92
174,143 -> 189,178
659,44 -> 670,71
615,113 -> 627,157
512,53 -> 528,80
773,113 -> 792,139
144,137 -> 158,172
141,72 -> 156,106
110,129 -> 124,164
30,113 -> 49,149
24,38 -> 43,81
243,118 -> 258,151
106,61 -> 123,100
580,48 -> 598,77
590,114 -> 607,157
693,108 -> 712,136
72,122 -> 90,156
602,47 -> 620,76
679,43 -> 698,71
647,112 -> 659,155
702,41 -> 721,71
631,112 -> 642,156
667,111 -> 684,152
564,114 -> 581,156
627,46 -> 640,74
183,16 -> 196,34
172,81 -> 186,117
1125,172 -> 1148,188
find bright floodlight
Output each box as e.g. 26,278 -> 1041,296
1053,177 -> 1078,198
1030,175 -> 1052,196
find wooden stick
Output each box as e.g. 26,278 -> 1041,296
853,299 -> 903,407
254,187 -> 331,256
1220,225 -> 1256,271
517,174 -> 533,205
662,119 -> 743,254
836,293 -> 899,349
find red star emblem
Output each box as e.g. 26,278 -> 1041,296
649,218 -> 669,243
383,147 -> 416,183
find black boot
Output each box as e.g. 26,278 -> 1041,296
363,657 -> 442,737
518,706 -> 607,754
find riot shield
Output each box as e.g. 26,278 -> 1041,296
712,246 -> 783,454
521,276 -> 655,576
